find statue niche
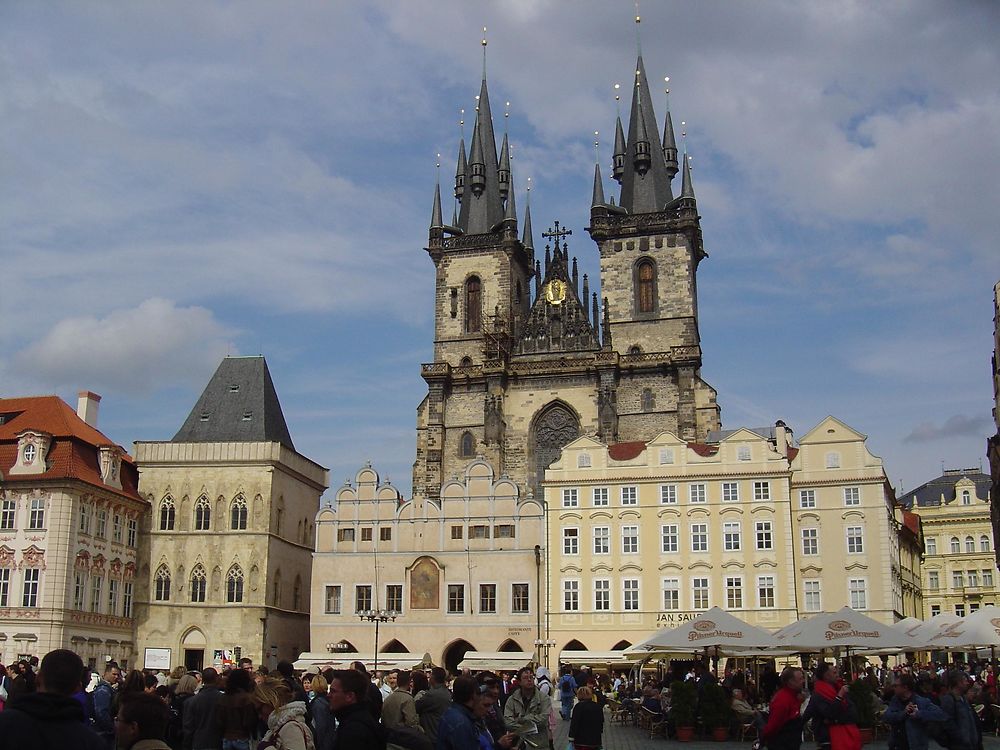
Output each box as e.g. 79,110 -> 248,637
529,402 -> 580,496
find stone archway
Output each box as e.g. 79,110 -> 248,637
181,627 -> 207,672
442,639 -> 475,675
498,639 -> 523,653
529,401 -> 580,497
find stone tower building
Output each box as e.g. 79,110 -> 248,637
413,51 -> 720,501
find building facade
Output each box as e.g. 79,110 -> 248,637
901,469 -> 995,618
0,392 -> 146,668
311,460 -> 544,673
989,281 -> 1000,571
541,417 -> 916,661
413,48 -> 719,503
134,357 -> 327,672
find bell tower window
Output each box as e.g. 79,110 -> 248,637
465,276 -> 482,333
636,259 -> 656,314
459,431 -> 476,458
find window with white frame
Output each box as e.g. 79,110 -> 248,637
955,604 -> 966,617
325,585 -> 342,614
950,537 -> 961,553
660,484 -> 677,504
722,482 -> 740,503
447,584 -> 465,614
355,584 -> 372,613
723,521 -> 742,551
479,584 -> 497,614
804,580 -> 822,612
112,514 -> 123,543
97,509 -> 108,538
967,570 -> 979,588
28,498 -> 45,529
737,445 -> 752,461
385,584 -> 402,612
621,486 -> 638,505
846,526 -> 864,554
108,579 -> 119,615
594,579 -> 610,611
563,580 -> 580,611
563,528 -> 579,555
930,605 -> 941,616
512,583 -> 530,613
755,521 -> 773,550
843,487 -> 860,506
848,578 -> 867,609
725,577 -> 743,608
927,571 -> 940,590
802,528 -> 819,556
984,570 -> 994,587
623,579 -> 639,611
577,453 -> 591,468
692,578 -> 709,610
126,518 -> 137,547
90,576 -> 102,613
825,452 -> 841,469
757,575 -> 776,608
965,536 -> 975,553
689,484 -> 706,503
73,572 -> 87,610
662,578 -> 680,610
593,487 -> 609,506
0,568 -> 9,607
962,490 -> 971,505
593,526 -> 610,555
123,582 -> 133,618
753,481 -> 770,501
952,571 -> 964,588
799,489 -> 816,509
981,536 -> 991,553
659,448 -> 674,465
78,503 -> 91,534
562,488 -> 579,508
691,523 -> 708,552
22,568 -> 40,608
0,499 -> 15,530
622,525 -> 639,554
926,537 -> 937,555
661,524 -> 679,553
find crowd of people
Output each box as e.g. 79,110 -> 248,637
0,650 -> 612,750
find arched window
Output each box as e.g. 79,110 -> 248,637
230,495 -> 248,530
965,536 -> 975,553
293,575 -> 302,610
190,565 -> 207,603
980,535 -> 992,553
636,259 -> 656,314
272,570 -> 282,607
641,388 -> 655,412
159,496 -> 175,531
950,537 -> 961,553
194,496 -> 211,531
154,565 -> 171,601
962,490 -> 971,505
628,345 -> 642,355
460,356 -> 473,367
465,276 -> 482,333
226,565 -> 244,603
460,431 -> 476,458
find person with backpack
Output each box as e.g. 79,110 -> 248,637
939,670 -> 982,750
556,666 -> 576,720
884,674 -> 948,750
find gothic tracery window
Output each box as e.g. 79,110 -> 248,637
641,388 -> 656,412
194,496 -> 211,531
636,259 -> 656,314
154,565 -> 171,601
460,431 -> 476,458
465,276 -> 482,333
159,496 -> 175,531
530,403 -> 580,496
190,564 -> 207,603
231,495 -> 248,530
226,565 -> 244,603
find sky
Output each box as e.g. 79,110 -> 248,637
2,0 -> 998,500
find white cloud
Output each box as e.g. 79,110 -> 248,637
12,298 -> 235,395
904,414 -> 992,444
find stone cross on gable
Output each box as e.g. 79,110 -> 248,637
542,221 -> 572,251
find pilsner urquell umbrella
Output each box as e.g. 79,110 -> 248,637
908,613 -> 963,649
774,607 -> 914,652
628,606 -> 776,654
921,606 -> 1000,650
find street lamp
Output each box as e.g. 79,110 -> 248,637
533,638 -> 557,671
358,609 -> 398,671
326,641 -> 352,654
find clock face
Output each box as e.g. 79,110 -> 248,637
544,279 -> 567,305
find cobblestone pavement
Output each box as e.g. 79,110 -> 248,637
549,718 -> 1000,750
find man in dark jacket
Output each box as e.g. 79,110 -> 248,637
884,674 -> 948,750
329,669 -> 386,750
416,667 -> 452,744
437,677 -> 482,750
939,670 -> 982,750
276,660 -> 309,704
0,648 -> 105,750
94,660 -> 122,749
803,663 -> 857,750
181,667 -> 223,750
352,661 -> 384,722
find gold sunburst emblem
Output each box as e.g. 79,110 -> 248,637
544,279 -> 567,305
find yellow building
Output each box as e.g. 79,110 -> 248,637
901,469 -> 995,618
542,417 -> 915,663
310,460 -> 544,673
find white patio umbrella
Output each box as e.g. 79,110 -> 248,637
629,606 -> 776,653
909,613 -> 963,649
774,607 -> 914,652
890,617 -> 924,637
922,606 -> 1000,650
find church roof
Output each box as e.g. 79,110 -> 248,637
172,356 -> 295,449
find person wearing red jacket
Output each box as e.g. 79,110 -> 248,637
760,667 -> 806,750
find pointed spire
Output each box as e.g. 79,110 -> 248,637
454,135 -> 467,202
534,259 -> 542,298
457,74 -> 504,233
504,172 -> 517,222
619,55 -> 672,212
522,186 -> 534,250
430,182 -> 443,229
592,292 -> 599,329
451,204 -> 459,227
632,68 -> 652,175
612,115 -> 626,183
498,132 -> 511,200
544,243 -> 551,276
571,257 -> 579,295
582,274 -> 590,321
680,152 -> 696,201
592,163 -> 606,207
662,81 -> 678,180
469,119 -> 486,196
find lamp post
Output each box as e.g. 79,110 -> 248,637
533,638 -> 557,672
358,609 -> 397,672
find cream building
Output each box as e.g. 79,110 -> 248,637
542,416 -> 917,663
310,460 -> 544,673
134,356 -> 327,672
0,392 -> 146,668
989,281 -> 1000,572
901,469 -> 995,618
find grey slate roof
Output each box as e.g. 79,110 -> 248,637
172,356 -> 295,449
899,470 -> 992,508
619,55 -> 674,213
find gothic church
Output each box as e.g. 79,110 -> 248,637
413,50 -> 720,500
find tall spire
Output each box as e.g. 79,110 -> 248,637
662,79 -> 678,181
612,109 -> 626,184
619,54 -> 672,212
454,130 -> 467,203
504,170 -> 517,222
522,180 -> 534,250
457,69 -> 504,233
680,151 -> 695,201
430,177 -> 443,230
498,132 -> 511,200
592,163 -> 606,207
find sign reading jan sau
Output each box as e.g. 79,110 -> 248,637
656,612 -> 698,627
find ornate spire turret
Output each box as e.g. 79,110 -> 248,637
522,185 -> 534,250
680,151 -> 696,202
504,172 -> 517,223
454,134 -> 467,202
662,80 -> 678,180
592,163 -> 606,208
430,182 -> 443,230
618,55 -> 672,212
582,274 -> 590,321
633,75 -> 652,176
498,132 -> 511,200
612,115 -> 626,184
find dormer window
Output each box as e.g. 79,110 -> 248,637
11,431 -> 51,476
23,444 -> 36,464
229,384 -> 240,393
200,411 -> 210,422
98,446 -> 123,490
242,410 -> 253,421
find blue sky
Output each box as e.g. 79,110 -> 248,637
2,1 -> 998,499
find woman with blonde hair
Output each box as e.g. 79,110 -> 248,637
167,673 -> 199,748
306,674 -> 333,749
569,685 -> 604,750
252,676 -> 315,750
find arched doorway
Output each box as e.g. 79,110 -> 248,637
611,639 -> 632,651
563,639 -> 588,651
442,639 -> 475,675
529,402 -> 580,496
382,639 -> 409,654
498,639 -> 523,653
181,627 -> 206,672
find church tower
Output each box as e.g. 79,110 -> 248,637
414,37 -> 719,502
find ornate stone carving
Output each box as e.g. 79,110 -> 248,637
9,430 -> 52,476
484,396 -> 505,445
75,551 -> 91,570
598,386 -> 619,442
530,403 -> 581,494
21,545 -> 46,570
0,546 -> 15,569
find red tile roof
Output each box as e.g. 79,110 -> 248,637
608,441 -> 647,461
688,442 -> 719,457
0,396 -> 143,502
787,447 -> 799,461
901,509 -> 922,537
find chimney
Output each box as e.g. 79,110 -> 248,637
77,391 -> 102,427
774,420 -> 792,456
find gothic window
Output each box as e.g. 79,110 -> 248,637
628,345 -> 642,355
272,570 -> 282,607
530,403 -> 581,496
154,565 -> 171,601
636,259 -> 656,314
460,356 -> 473,367
194,496 -> 211,531
226,565 -> 244,603
459,431 -> 476,458
231,495 -> 248,530
465,276 -> 482,333
190,565 -> 207,603
159,496 -> 175,531
641,388 -> 655,412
